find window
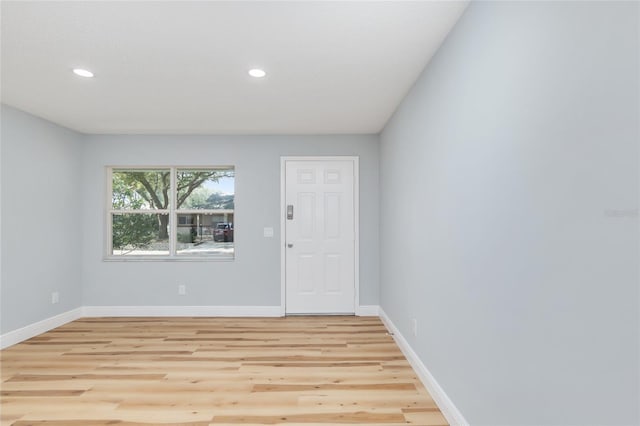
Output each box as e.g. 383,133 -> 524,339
108,167 -> 235,259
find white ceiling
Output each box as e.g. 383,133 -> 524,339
1,1 -> 468,135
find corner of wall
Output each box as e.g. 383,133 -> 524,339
379,307 -> 469,426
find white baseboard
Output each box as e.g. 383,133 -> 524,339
379,307 -> 469,426
1,304 -> 382,347
356,305 -> 379,316
82,305 -> 283,317
0,307 -> 83,350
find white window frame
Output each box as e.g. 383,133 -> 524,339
105,166 -> 235,261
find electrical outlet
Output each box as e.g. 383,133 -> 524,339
178,284 -> 186,295
51,291 -> 59,304
412,318 -> 418,337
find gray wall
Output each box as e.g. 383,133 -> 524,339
81,135 -> 379,307
1,105 -> 83,333
379,1 -> 639,425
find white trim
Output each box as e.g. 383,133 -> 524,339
82,305 -> 283,317
173,209 -> 235,215
169,166 -> 177,255
0,307 -> 83,349
379,307 -> 469,426
280,156 -> 360,316
353,157 -> 360,316
0,305 -> 283,348
356,305 -> 379,316
280,157 -> 287,316
106,166 -> 113,256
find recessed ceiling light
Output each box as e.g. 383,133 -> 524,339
248,68 -> 266,78
73,68 -> 94,78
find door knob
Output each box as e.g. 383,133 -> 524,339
287,243 -> 293,248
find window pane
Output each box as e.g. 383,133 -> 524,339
112,213 -> 169,256
112,169 -> 171,210
176,213 -> 234,257
177,168 -> 234,210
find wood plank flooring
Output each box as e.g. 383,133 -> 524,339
1,316 -> 447,425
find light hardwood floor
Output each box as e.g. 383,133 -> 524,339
1,316 -> 447,425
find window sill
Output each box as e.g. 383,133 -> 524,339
103,256 -> 235,262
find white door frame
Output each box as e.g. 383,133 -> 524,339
280,156 -> 360,316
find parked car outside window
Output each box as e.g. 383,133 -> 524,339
213,223 -> 234,242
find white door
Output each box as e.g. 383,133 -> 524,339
284,159 -> 356,314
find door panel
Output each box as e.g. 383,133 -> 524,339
298,193 -> 315,239
324,193 -> 341,239
285,159 -> 355,314
325,254 -> 341,293
297,254 -> 315,294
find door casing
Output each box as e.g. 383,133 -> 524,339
280,156 -> 360,316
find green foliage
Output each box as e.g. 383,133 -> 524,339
182,187 -> 209,209
184,191 -> 234,209
113,169 -> 234,211
177,170 -> 234,208
205,192 -> 234,209
177,228 -> 197,244
112,214 -> 158,251
112,170 -> 170,210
